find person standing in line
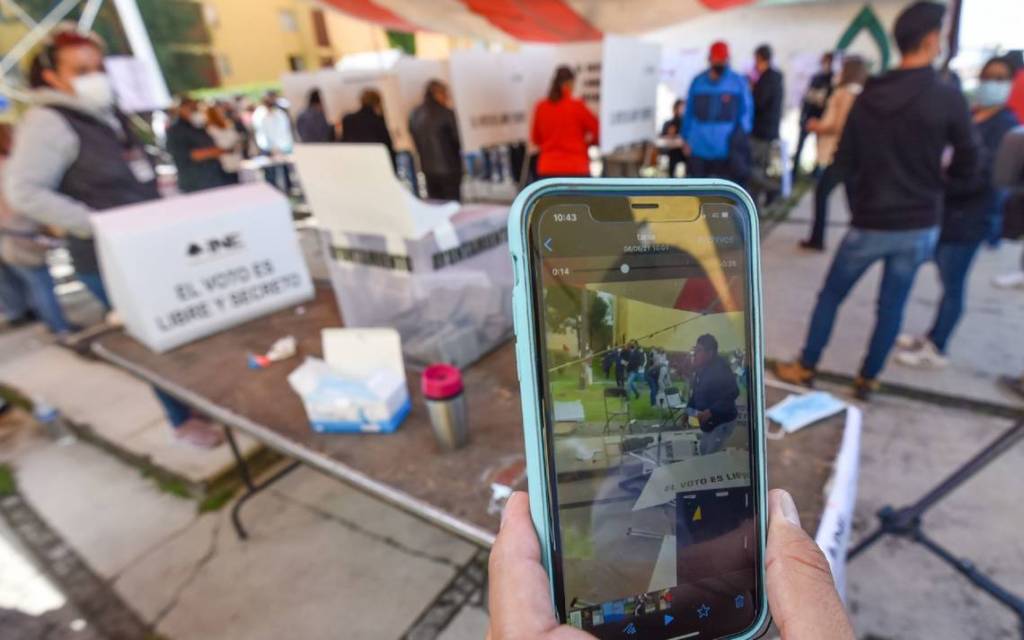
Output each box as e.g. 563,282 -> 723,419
792,52 -> 835,180
340,89 -> 395,169
530,66 -> 599,179
409,79 -> 463,201
622,341 -> 647,400
772,2 -> 978,400
895,57 -> 1018,369
166,97 -> 228,193
659,99 -> 687,178
749,44 -> 784,205
687,334 -> 739,455
0,122 -> 71,334
681,41 -> 753,184
252,90 -> 295,193
206,102 -> 243,184
295,89 -> 334,143
3,27 -> 224,448
799,55 -> 868,251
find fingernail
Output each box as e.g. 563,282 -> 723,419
777,490 -> 802,527
500,493 -> 518,530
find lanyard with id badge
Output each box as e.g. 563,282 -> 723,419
125,147 -> 156,184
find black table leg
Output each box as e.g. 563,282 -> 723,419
222,426 -> 302,540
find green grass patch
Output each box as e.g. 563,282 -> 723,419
0,464 -> 16,496
198,485 -> 237,513
548,367 -> 686,424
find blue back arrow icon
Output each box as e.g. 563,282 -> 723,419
543,237 -> 553,252
664,614 -> 674,626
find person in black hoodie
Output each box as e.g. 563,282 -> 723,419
895,56 -> 1018,370
750,44 -> 784,205
774,1 -> 978,400
340,89 -> 395,169
687,334 -> 739,455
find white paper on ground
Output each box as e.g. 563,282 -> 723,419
767,391 -> 847,433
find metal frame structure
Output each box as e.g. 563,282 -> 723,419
848,420 -> 1024,639
0,0 -> 169,108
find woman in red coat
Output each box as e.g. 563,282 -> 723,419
530,66 -> 599,178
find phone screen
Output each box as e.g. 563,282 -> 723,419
526,190 -> 762,639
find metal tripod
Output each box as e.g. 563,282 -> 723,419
847,420 -> 1024,638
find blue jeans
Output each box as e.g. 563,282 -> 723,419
801,226 -> 939,380
626,371 -> 644,399
699,421 -> 737,455
8,264 -> 71,333
0,261 -> 30,320
80,272 -> 191,428
928,242 -> 981,353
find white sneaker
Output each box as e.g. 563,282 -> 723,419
992,271 -> 1024,289
895,340 -> 948,369
895,334 -> 924,350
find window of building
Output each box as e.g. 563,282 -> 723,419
311,9 -> 331,48
203,4 -> 219,28
218,54 -> 232,79
320,56 -> 335,68
288,55 -> 306,72
278,9 -> 298,32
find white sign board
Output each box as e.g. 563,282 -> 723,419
280,69 -> 413,151
93,183 -> 314,352
448,49 -> 529,151
521,43 -> 602,119
105,55 -> 171,113
660,46 -> 706,101
599,35 -> 661,153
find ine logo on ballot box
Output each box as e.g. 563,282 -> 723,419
92,183 -> 314,353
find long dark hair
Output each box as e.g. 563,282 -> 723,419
548,65 -> 575,102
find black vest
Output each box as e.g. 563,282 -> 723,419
50,106 -> 159,274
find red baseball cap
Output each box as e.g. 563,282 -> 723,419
709,41 -> 730,63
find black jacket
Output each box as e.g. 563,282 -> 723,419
800,70 -> 833,122
341,106 -> 395,165
834,67 -> 978,231
942,108 -> 1019,243
752,67 -> 784,141
166,119 -> 228,194
409,99 -> 462,177
688,355 -> 739,432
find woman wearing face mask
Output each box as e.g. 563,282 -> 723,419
205,103 -> 242,184
165,97 -> 229,193
895,56 -> 1019,369
4,25 -> 227,449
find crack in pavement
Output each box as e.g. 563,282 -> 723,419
110,513 -> 204,583
271,490 -> 464,570
150,516 -> 223,628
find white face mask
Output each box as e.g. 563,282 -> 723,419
71,72 -> 115,110
189,112 -> 208,128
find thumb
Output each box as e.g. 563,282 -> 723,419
765,489 -> 854,640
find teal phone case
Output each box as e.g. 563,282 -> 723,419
507,178 -> 770,640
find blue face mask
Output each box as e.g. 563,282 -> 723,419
973,80 -> 1011,108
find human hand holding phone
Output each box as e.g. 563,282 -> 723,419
488,490 -> 854,640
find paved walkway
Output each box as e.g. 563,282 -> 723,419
765,189 -> 1024,409
0,189 -> 1021,639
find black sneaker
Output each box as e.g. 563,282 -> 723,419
798,240 -> 824,252
853,376 -> 880,401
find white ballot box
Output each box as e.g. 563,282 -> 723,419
92,183 -> 315,352
291,144 -> 513,368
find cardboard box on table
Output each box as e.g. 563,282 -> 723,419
92,183 -> 315,352
291,143 -> 513,368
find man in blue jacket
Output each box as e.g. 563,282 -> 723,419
682,41 -> 753,184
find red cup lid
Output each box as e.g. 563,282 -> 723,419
422,363 -> 464,399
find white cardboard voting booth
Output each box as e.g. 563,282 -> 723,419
291,143 -> 513,367
92,183 -> 315,352
447,37 -> 660,153
281,58 -> 449,153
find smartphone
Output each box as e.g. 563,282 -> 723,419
509,179 -> 768,640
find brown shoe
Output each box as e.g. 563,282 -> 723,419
997,375 -> 1024,401
853,376 -> 880,401
773,360 -> 816,387
174,418 -> 224,450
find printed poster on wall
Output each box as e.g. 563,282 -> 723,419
599,35 -> 661,154
448,49 -> 529,151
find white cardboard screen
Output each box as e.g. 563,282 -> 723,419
599,35 -> 661,153
291,144 -> 459,254
92,183 -> 314,353
393,57 -> 449,124
521,43 -> 602,118
448,49 -> 529,151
